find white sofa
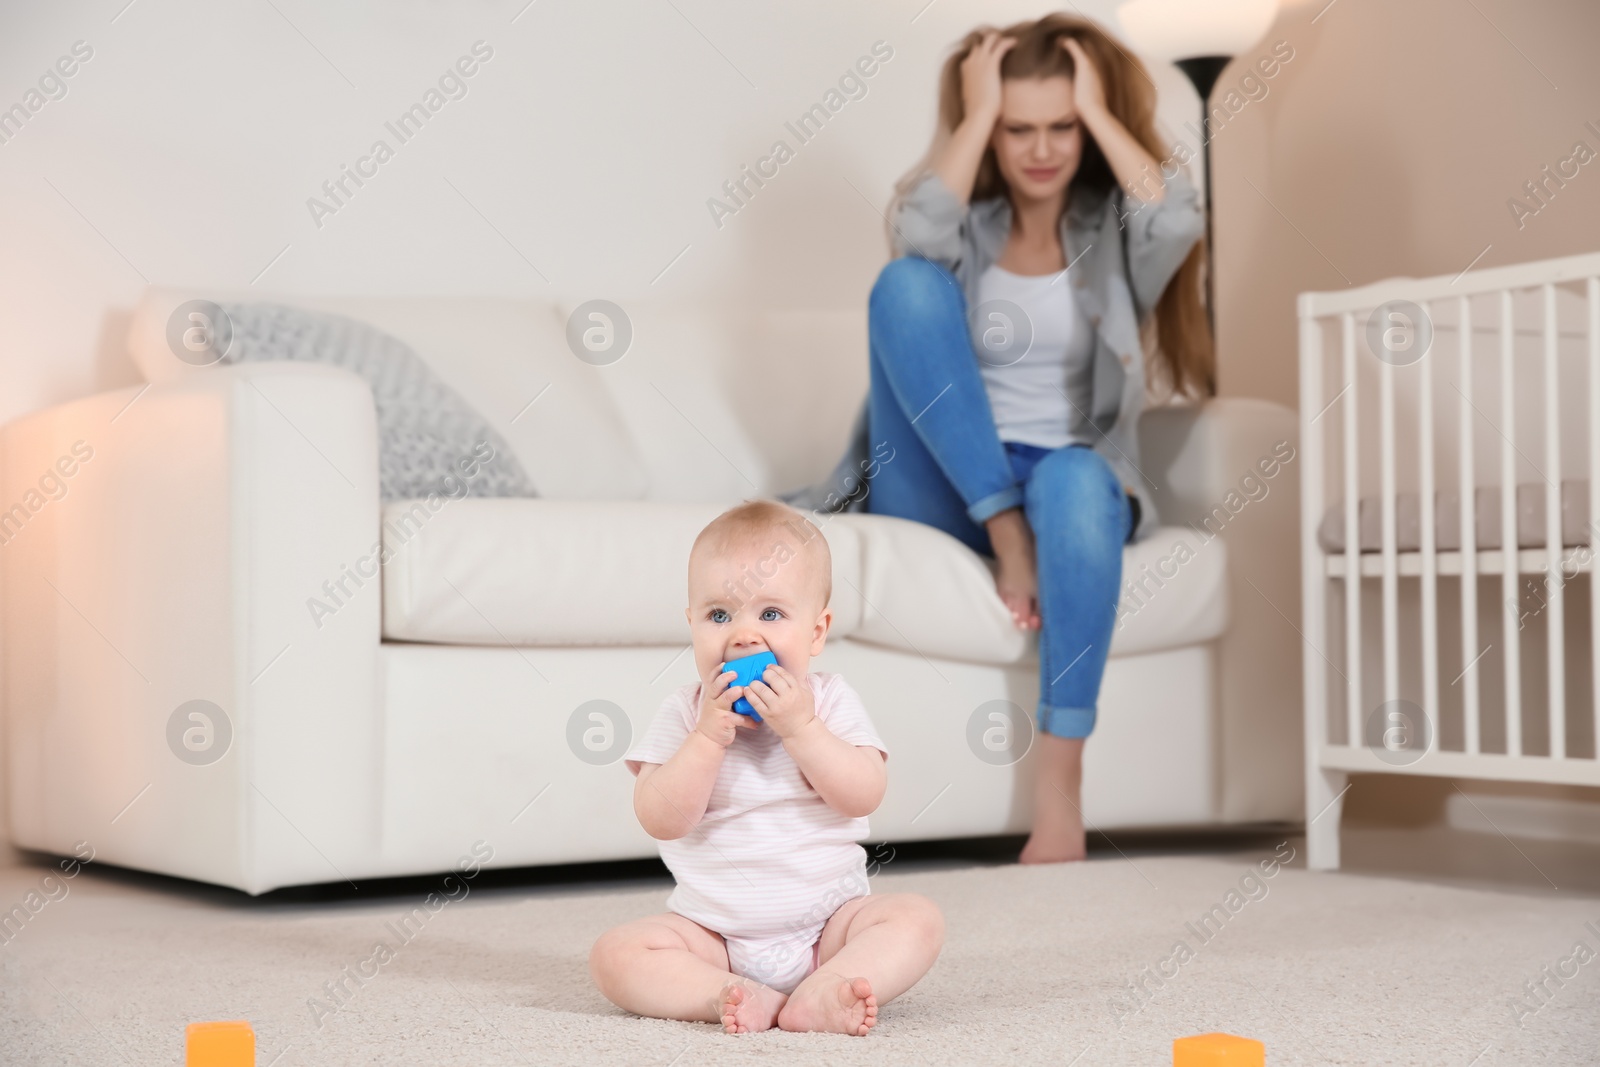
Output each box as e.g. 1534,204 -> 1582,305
1,287 -> 1303,893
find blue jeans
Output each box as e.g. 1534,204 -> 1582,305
864,257 -> 1134,739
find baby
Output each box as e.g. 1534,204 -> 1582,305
589,500 -> 944,1035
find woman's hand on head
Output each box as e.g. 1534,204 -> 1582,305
960,31 -> 1016,128
1060,37 -> 1107,120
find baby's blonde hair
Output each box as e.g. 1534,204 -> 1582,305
689,499 -> 832,611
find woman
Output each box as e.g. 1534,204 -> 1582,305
785,13 -> 1211,863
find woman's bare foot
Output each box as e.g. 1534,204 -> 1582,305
776,975 -> 878,1035
719,981 -> 787,1034
1019,814 -> 1086,864
985,507 -> 1041,630
1019,734 -> 1087,863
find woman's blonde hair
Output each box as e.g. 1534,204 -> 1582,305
888,12 -> 1213,397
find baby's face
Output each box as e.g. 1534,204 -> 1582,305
685,535 -> 831,684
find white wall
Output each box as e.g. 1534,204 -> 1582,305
1217,0 -> 1600,407
0,0 -> 1207,421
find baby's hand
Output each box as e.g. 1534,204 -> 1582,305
695,667 -> 756,748
741,664 -> 816,740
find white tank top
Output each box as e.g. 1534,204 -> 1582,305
969,263 -> 1096,450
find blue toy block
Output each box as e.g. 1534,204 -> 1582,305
722,650 -> 778,722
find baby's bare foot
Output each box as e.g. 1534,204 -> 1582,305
777,975 -> 877,1036
719,981 -> 786,1034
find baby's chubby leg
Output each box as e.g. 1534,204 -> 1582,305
589,913 -> 787,1033
778,892 -> 945,1035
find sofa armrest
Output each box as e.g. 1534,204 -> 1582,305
1141,397 -> 1303,823
2,363 -> 382,893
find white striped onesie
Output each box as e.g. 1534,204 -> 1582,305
624,671 -> 889,994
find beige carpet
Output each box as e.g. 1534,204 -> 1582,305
0,845 -> 1595,1066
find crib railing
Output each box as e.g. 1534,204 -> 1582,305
1299,249 -> 1600,870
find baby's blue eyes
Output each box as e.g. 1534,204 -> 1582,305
706,608 -> 784,623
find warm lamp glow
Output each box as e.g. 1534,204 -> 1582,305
1117,0 -> 1280,61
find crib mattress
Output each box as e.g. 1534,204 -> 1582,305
1318,480 -> 1598,553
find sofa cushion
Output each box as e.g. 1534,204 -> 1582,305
826,512 -> 1229,663
381,498 -> 865,646
556,299 -> 869,504
380,498 -> 1225,662
127,288 -> 648,502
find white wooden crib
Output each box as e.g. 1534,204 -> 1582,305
1299,248 -> 1600,870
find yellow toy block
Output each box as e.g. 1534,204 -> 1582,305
185,1020 -> 255,1066
1174,1032 -> 1265,1066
